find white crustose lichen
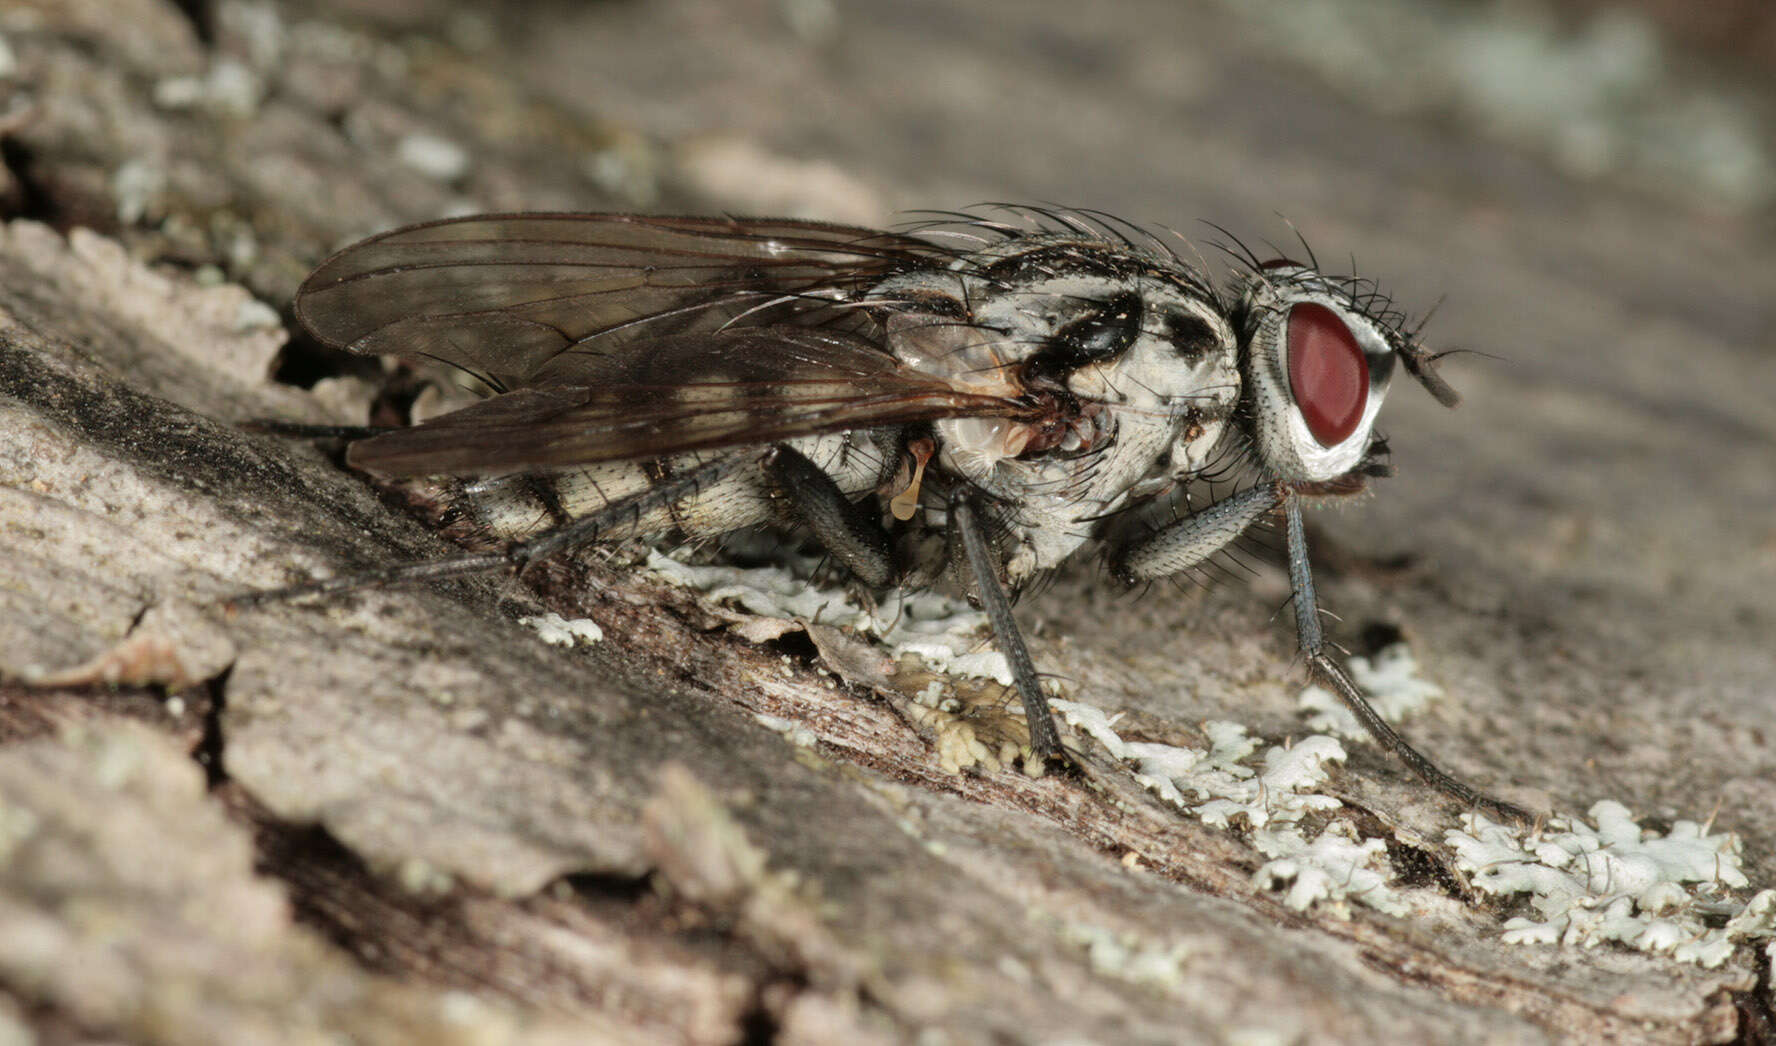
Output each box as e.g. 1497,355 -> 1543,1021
646,547 -> 1774,966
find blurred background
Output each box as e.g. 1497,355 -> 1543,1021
284,0 -> 1776,226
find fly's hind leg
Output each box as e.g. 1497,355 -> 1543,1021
762,445 -> 896,588
232,453 -> 755,606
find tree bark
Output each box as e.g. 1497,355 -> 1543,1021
2,1 -> 1773,1042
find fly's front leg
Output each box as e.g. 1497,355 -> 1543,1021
1115,483 -> 1532,824
949,492 -> 1063,761
1110,484 -> 1280,584
762,445 -> 896,588
1280,500 -> 1532,824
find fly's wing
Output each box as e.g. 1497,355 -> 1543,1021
345,326 -> 1035,477
295,213 -> 942,390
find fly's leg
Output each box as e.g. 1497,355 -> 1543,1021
762,445 -> 895,588
758,448 -> 1065,760
231,452 -> 755,606
512,453 -> 751,564
1110,485 -> 1280,584
950,492 -> 1063,761
241,421 -> 399,440
1280,500 -> 1531,824
1113,484 -> 1532,824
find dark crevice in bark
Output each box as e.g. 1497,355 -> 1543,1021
1733,945 -> 1776,1045
0,139 -> 54,224
166,0 -> 217,46
195,669 -> 230,788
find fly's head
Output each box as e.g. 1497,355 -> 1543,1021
1231,262 -> 1456,496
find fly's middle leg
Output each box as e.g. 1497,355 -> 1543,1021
949,491 -> 1064,761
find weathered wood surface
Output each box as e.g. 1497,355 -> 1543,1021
2,1 -> 1773,1042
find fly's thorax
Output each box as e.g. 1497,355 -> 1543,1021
871,237 -> 1237,580
1167,412 -> 1234,482
459,429 -> 899,542
1234,264 -> 1400,487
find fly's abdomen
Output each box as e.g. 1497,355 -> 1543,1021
461,429 -> 901,543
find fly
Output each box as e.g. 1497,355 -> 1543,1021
245,207 -> 1528,824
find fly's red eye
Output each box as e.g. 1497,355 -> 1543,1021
1286,302 -> 1368,446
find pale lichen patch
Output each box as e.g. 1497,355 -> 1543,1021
518,612 -> 604,648
1056,701 -> 1345,831
1252,821 -> 1412,918
645,550 -> 1017,686
1054,919 -> 1194,990
1055,700 -> 1409,914
1449,802 -> 1776,967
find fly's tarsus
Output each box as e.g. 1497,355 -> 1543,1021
239,420 -> 399,440
228,551 -> 512,608
1305,653 -> 1532,825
